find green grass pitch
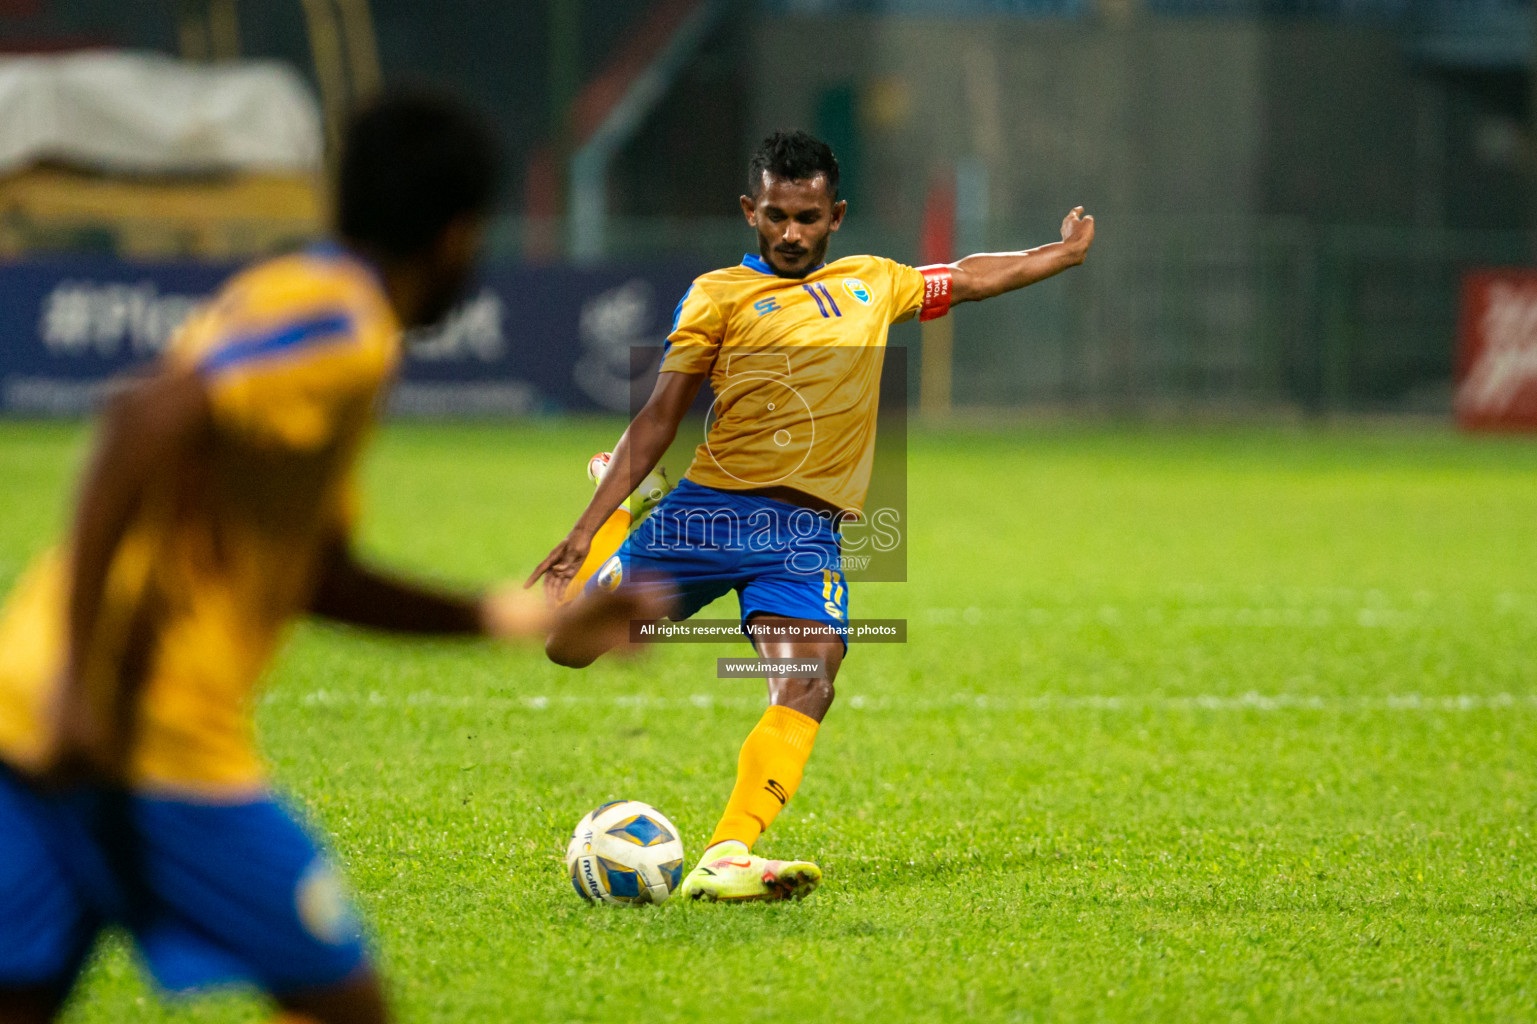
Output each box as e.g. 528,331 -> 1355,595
1,419 -> 1534,1023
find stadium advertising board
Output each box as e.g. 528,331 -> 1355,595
1456,269 -> 1537,430
0,256 -> 701,417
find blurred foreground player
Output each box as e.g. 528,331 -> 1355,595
0,94 -> 542,1024
529,131 -> 1095,902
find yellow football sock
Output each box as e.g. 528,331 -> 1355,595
708,704 -> 820,850
564,507 -> 632,601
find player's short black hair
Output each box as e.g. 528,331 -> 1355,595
336,89 -> 500,259
748,130 -> 839,200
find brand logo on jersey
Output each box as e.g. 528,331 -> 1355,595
597,556 -> 623,591
842,278 -> 873,306
753,296 -> 782,317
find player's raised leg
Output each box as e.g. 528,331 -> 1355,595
273,967 -> 388,1024
545,585 -> 672,668
530,370 -> 706,666
561,452 -> 671,601
680,615 -> 842,902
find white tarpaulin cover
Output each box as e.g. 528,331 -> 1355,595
0,51 -> 323,176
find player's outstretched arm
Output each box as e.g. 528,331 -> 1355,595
948,206 -> 1095,306
308,535 -> 547,642
525,369 -> 705,601
40,366 -> 212,786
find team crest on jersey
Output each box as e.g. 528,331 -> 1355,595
597,555 -> 623,591
842,278 -> 873,306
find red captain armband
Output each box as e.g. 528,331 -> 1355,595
917,265 -> 953,322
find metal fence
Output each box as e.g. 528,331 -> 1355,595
501,214 -> 1531,415
949,218 -> 1531,414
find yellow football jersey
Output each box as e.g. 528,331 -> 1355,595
661,253 -> 928,514
0,244 -> 399,793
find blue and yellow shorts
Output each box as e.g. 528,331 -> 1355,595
0,763 -> 367,995
588,478 -> 850,645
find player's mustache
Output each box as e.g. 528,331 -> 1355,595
776,245 -> 808,257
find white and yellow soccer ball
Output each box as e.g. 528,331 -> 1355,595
566,800 -> 685,905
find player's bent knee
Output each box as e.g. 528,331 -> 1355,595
273,965 -> 389,1024
812,676 -> 836,710
545,633 -> 597,669
776,675 -> 834,719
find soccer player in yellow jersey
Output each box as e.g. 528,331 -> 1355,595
530,131 -> 1095,902
0,94 -> 559,1024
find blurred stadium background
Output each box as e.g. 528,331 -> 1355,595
1,0 -> 1534,420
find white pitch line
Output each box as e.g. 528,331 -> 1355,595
264,690 -> 1537,714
